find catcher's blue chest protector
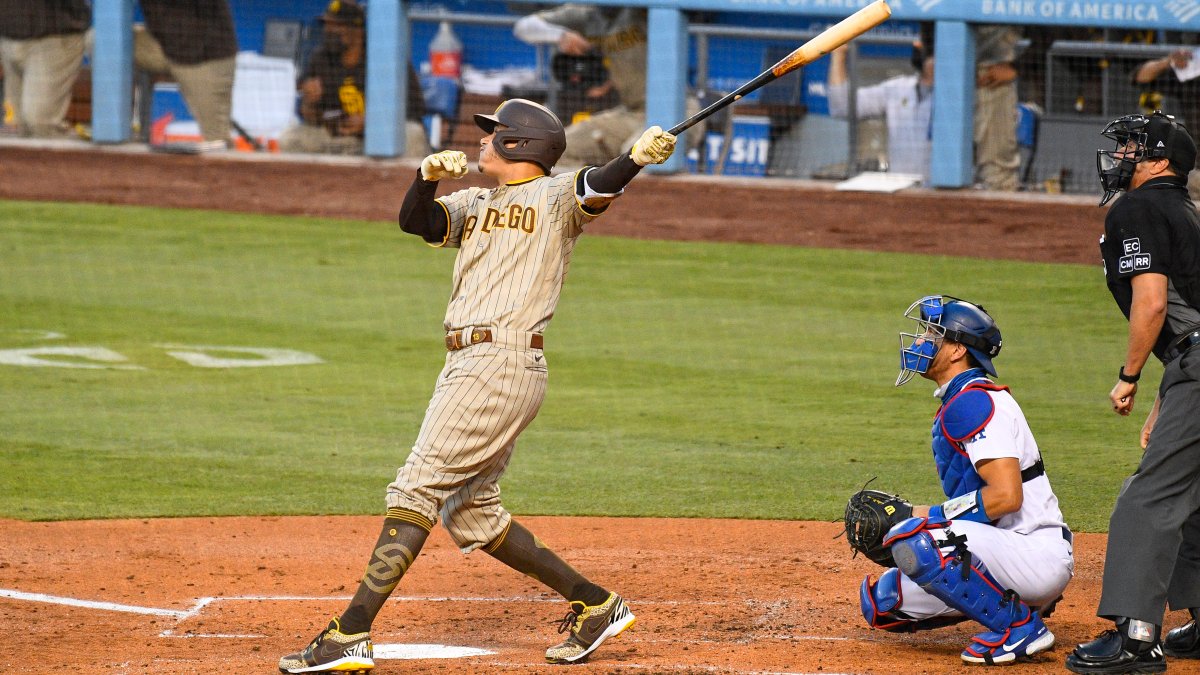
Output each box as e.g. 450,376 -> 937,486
931,369 -> 1007,500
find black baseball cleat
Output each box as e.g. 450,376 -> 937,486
1065,624 -> 1165,674
1165,618 -> 1200,659
1039,594 -> 1064,619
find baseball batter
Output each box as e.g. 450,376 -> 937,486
278,98 -> 676,674
856,296 -> 1074,666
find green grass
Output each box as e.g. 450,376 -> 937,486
0,200 -> 1147,530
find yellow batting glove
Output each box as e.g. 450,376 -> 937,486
629,126 -> 677,166
420,150 -> 469,181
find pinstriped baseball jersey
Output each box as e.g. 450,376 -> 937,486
432,170 -> 598,334
386,169 -> 607,551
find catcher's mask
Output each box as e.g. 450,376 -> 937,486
1096,110 -> 1196,207
896,295 -> 1002,387
474,98 -> 566,174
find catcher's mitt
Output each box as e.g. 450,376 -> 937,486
842,487 -> 914,567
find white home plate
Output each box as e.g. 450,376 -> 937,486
374,644 -> 494,660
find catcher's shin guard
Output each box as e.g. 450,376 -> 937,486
885,517 -> 1054,664
861,567 -> 971,633
861,568 -> 914,632
885,517 -> 1027,633
888,514 -> 1017,629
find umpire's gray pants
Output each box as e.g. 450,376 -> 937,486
1098,347 -> 1200,624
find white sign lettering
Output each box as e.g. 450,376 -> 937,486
980,0 -> 1160,20
716,0 -> 1188,25
0,346 -> 144,369
0,332 -> 325,370
155,345 -> 325,369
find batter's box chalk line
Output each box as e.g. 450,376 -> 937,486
0,588 -> 498,659
0,587 -> 854,669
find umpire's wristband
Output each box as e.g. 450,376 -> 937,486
1118,366 -> 1141,384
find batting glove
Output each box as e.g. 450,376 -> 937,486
421,150 -> 469,181
629,126 -> 677,166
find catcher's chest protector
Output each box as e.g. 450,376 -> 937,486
932,381 -> 1008,499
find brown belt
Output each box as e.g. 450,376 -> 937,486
445,328 -> 543,352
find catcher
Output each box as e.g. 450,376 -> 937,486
845,295 -> 1074,665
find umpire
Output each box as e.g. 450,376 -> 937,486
1067,110 -> 1200,673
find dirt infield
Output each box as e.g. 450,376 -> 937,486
0,144 -> 1165,674
1,516 -> 1173,675
0,144 -> 1103,265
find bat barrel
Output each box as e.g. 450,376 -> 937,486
770,0 -> 891,77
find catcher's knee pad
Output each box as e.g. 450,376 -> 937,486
860,568 -> 915,632
885,516 -> 946,581
886,517 -> 1029,633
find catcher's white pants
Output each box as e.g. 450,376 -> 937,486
897,521 -> 1074,619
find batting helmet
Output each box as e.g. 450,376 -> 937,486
896,295 -> 1002,386
1096,110 -> 1196,206
474,99 -> 566,173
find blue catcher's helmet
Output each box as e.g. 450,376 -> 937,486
896,296 -> 1003,386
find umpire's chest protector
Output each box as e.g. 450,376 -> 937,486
931,384 -> 1002,499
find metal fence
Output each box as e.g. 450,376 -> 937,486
8,1 -> 1200,197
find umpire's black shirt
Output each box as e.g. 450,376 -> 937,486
1101,175 -> 1200,362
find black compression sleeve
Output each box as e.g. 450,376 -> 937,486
584,153 -> 643,193
397,171 -> 449,244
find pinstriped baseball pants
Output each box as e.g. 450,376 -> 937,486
387,342 -> 547,552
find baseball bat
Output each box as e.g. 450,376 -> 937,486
231,118 -> 265,151
668,0 -> 892,136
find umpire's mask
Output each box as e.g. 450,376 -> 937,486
1097,110 -> 1196,206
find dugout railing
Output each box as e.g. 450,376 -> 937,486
688,25 -> 922,180
75,0 -> 1200,192
407,16 -> 916,182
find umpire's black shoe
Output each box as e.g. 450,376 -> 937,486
1065,622 -> 1166,674
1165,618 -> 1200,659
